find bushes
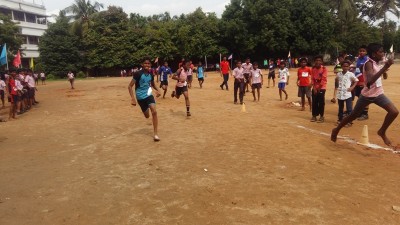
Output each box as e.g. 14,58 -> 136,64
77,71 -> 86,78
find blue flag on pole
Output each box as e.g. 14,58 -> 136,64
0,43 -> 6,66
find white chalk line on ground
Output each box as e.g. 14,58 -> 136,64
296,125 -> 400,154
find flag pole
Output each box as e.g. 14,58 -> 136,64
6,44 -> 9,71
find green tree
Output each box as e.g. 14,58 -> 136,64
39,12 -> 81,76
84,6 -> 138,70
0,13 -> 23,65
290,0 -> 335,55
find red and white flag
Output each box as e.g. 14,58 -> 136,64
13,50 -> 21,68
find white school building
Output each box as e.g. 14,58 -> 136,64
0,0 -> 47,67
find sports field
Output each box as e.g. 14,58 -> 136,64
1,65 -> 400,224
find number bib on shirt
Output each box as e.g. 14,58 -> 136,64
301,72 -> 309,77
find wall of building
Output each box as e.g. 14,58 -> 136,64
0,0 -> 47,60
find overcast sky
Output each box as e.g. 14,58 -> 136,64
41,0 -> 230,17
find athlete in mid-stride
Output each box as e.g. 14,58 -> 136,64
171,60 -> 192,117
128,57 -> 162,142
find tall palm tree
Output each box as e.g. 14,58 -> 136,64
362,0 -> 399,23
64,0 -> 104,24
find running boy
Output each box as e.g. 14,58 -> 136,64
158,61 -> 172,98
171,60 -> 191,117
196,61 -> 205,89
335,60 -> 358,125
310,56 -> 328,123
277,60 -> 289,101
331,43 -> 399,147
297,58 -> 312,111
233,60 -> 245,105
128,57 -> 162,141
250,62 -> 263,101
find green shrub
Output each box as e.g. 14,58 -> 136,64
77,71 -> 86,78
46,74 -> 56,80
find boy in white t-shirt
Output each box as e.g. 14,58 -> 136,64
0,74 -> 6,108
67,71 -> 75,89
335,60 -> 358,124
278,61 -> 289,101
249,62 -> 263,101
40,72 -> 46,85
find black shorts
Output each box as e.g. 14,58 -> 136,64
268,71 -> 275,79
198,78 -> 204,82
187,75 -> 193,82
41,77 -> 45,81
252,83 -> 261,89
160,80 -> 168,87
298,86 -> 312,98
28,88 -> 35,98
137,95 -> 156,113
354,85 -> 364,97
176,86 -> 188,97
0,90 -> 4,100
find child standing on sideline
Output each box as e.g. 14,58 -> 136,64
0,72 -> 6,108
354,45 -> 369,120
267,59 -> 276,88
40,71 -> 46,85
219,56 -> 231,90
196,61 -> 205,89
297,58 -> 312,111
278,61 -> 289,101
250,62 -> 263,101
128,57 -> 161,141
187,61 -> 194,89
158,61 -> 172,98
67,71 -> 75,89
331,43 -> 399,147
242,58 -> 252,93
310,56 -> 328,123
335,60 -> 358,125
233,60 -> 245,105
171,60 -> 192,117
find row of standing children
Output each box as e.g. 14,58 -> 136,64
219,56 -> 290,104
0,68 -> 40,121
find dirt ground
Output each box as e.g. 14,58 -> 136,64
1,65 -> 400,225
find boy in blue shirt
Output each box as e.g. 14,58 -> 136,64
128,57 -> 161,142
158,61 -> 172,98
196,61 -> 205,88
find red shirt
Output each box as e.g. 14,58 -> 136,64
220,61 -> 230,74
297,67 -> 312,87
9,78 -> 17,95
311,66 -> 328,90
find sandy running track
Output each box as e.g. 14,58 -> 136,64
1,66 -> 400,224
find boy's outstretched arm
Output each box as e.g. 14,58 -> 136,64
128,79 -> 137,106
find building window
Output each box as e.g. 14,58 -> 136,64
26,13 -> 36,23
28,36 -> 39,45
21,35 -> 28,44
13,11 -> 25,22
0,8 -> 12,17
37,17 -> 47,25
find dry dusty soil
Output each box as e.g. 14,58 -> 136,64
1,65 -> 400,225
